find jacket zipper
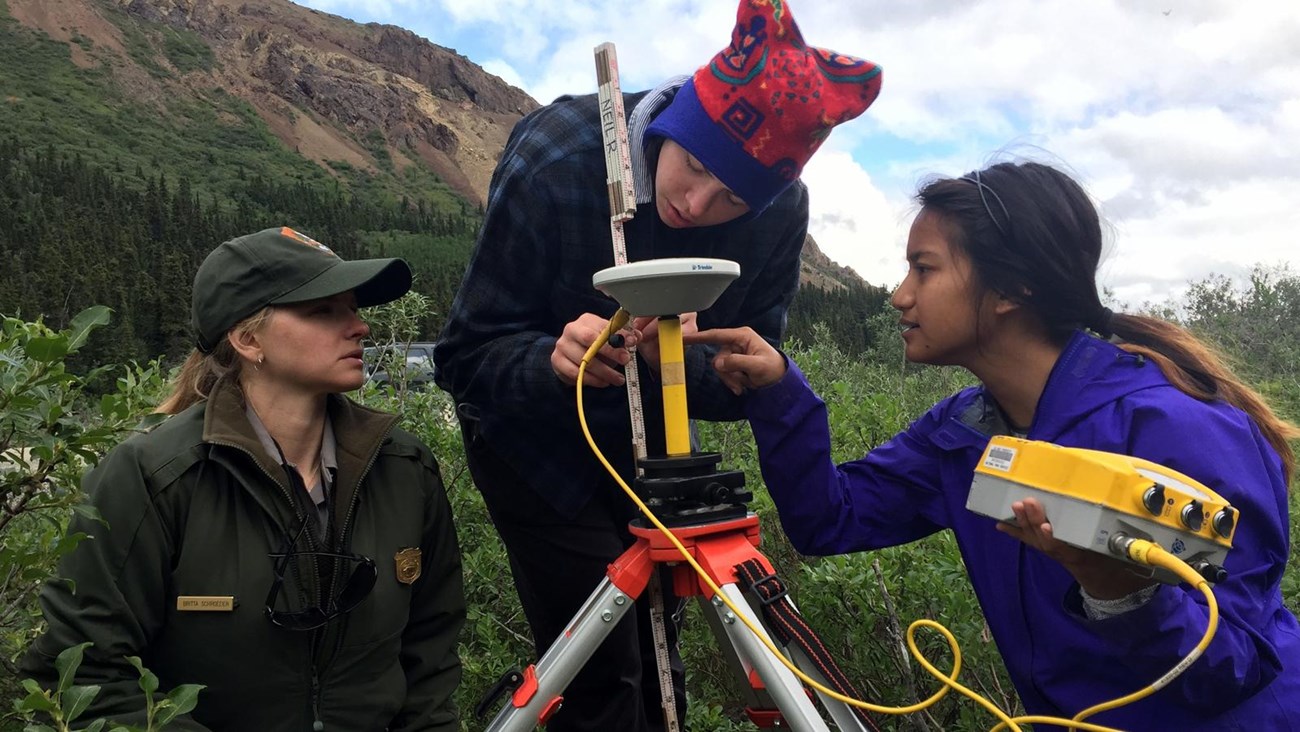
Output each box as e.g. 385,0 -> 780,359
210,412 -> 396,730
316,421 -> 396,679
310,673 -> 324,731
208,438 -> 325,594
207,438 -> 327,729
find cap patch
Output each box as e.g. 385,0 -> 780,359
280,226 -> 334,255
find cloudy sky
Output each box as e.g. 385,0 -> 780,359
295,0 -> 1300,306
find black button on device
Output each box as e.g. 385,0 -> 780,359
1181,500 -> 1204,531
1212,508 -> 1236,538
1142,484 -> 1165,515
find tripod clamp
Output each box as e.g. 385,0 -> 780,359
475,668 -> 526,721
635,452 -> 752,527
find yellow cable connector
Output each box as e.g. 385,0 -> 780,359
1068,536 -> 1220,727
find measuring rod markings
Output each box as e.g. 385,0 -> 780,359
595,42 -> 678,732
594,42 -> 648,466
595,43 -> 637,229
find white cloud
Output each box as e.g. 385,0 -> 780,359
477,59 -> 525,92
801,150 -> 911,289
295,0 -> 1300,303
1101,176 -> 1300,305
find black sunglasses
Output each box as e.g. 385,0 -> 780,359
264,517 -> 377,631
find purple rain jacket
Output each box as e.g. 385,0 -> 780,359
744,330 -> 1300,730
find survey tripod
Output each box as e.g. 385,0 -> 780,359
477,265 -> 882,731
479,484 -> 876,731
477,436 -> 880,731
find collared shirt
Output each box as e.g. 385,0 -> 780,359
246,405 -> 339,533
629,75 -> 689,206
434,83 -> 810,518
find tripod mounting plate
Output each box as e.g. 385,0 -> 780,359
593,258 -> 741,316
635,452 -> 752,526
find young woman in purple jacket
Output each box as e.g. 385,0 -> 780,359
686,161 -> 1300,730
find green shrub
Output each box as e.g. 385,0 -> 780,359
4,294 -> 1298,731
160,29 -> 213,74
13,643 -> 203,732
1,308 -> 168,729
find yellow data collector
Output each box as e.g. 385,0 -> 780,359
967,436 -> 1236,585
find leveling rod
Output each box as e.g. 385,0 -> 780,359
593,41 -> 679,732
593,42 -> 648,466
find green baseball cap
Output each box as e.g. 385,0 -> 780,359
192,227 -> 412,353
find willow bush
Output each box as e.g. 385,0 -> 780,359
5,285 -> 1299,731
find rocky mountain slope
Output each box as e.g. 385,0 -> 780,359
5,0 -> 863,289
8,0 -> 534,205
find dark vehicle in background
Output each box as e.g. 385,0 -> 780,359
364,341 -> 438,391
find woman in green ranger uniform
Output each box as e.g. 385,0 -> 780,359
22,227 -> 465,732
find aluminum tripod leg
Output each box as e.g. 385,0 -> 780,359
787,644 -> 878,732
705,583 -> 831,731
483,514 -> 876,731
701,588 -> 877,732
484,574 -> 636,731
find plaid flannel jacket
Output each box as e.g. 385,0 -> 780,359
434,88 -> 809,517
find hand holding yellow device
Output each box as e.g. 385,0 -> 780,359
968,436 -> 1236,585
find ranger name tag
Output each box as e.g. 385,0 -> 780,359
177,596 -> 235,612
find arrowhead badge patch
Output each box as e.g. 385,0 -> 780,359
395,547 -> 423,585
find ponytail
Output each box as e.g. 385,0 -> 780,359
156,308 -> 274,415
1110,312 -> 1300,483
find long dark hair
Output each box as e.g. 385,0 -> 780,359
916,161 -> 1299,481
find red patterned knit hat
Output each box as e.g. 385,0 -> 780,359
647,0 -> 882,215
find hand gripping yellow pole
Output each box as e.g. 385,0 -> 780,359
657,315 -> 690,457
